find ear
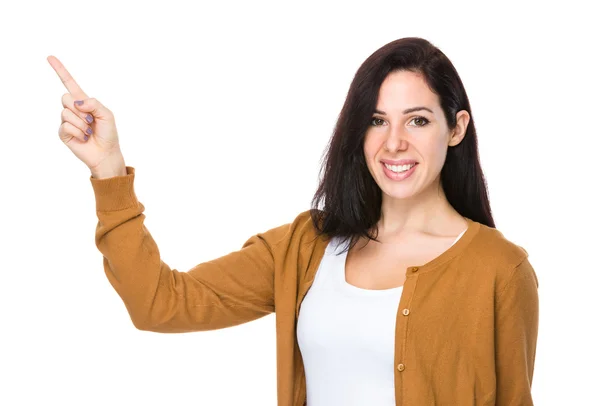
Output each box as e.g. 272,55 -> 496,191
448,110 -> 470,147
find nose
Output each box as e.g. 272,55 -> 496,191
384,125 -> 409,152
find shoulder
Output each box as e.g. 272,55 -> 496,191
465,221 -> 533,290
245,210 -> 330,282
471,222 -> 529,264
249,209 -> 327,252
288,209 -> 331,249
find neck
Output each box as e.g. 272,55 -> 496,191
375,181 -> 467,239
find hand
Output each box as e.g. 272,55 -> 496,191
48,55 -> 124,172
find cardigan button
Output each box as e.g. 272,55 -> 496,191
402,308 -> 410,316
397,363 -> 405,372
411,267 -> 419,272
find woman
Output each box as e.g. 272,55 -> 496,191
48,37 -> 539,406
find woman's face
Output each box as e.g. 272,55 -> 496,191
363,70 -> 469,201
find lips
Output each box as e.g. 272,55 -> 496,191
381,161 -> 418,180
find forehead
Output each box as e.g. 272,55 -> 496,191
377,70 -> 439,110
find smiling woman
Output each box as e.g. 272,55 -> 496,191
309,38 -> 487,249
71,35 -> 538,406
302,37 -> 538,405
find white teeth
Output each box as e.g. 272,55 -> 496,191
384,163 -> 416,173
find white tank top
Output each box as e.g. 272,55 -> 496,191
297,228 -> 467,406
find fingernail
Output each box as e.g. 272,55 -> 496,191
75,100 -> 83,106
86,127 -> 93,135
84,135 -> 89,141
85,114 -> 93,123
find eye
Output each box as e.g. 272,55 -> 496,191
369,116 -> 430,127
370,117 -> 385,126
410,116 -> 430,127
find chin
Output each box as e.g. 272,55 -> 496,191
382,189 -> 418,200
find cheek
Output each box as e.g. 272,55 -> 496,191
422,143 -> 450,175
419,136 -> 445,157
432,141 -> 450,161
362,136 -> 370,155
363,141 -> 374,159
363,133 -> 380,158
362,140 -> 378,176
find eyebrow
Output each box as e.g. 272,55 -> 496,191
373,106 -> 434,115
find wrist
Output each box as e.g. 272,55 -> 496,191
90,155 -> 127,179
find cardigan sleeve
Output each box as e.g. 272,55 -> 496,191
90,166 -> 284,333
494,256 -> 540,405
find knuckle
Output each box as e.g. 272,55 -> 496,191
58,122 -> 69,136
65,121 -> 83,137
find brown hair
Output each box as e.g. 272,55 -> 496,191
310,37 -> 494,253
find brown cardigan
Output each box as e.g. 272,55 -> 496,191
90,166 -> 539,406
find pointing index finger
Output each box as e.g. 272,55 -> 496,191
47,55 -> 89,99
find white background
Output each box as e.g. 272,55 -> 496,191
1,0 -> 598,405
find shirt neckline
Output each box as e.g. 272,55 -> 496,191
332,217 -> 479,292
406,216 -> 480,275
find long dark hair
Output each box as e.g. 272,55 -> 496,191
309,37 -> 495,253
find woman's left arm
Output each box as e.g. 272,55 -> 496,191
494,256 -> 540,405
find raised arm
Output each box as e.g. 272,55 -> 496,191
48,55 -> 283,334
91,166 -> 285,332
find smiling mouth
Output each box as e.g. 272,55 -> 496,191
382,162 -> 417,173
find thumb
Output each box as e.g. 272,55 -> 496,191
74,98 -> 113,120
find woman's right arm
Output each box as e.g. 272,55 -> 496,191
48,55 -> 280,333
90,165 -> 281,333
